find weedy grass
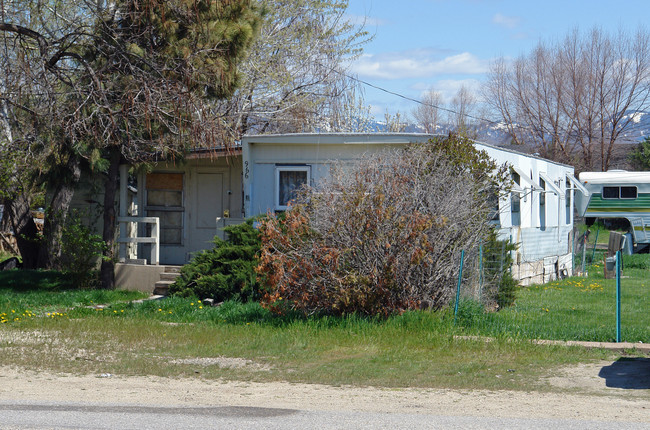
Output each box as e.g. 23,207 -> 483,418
0,265 -> 640,391
0,269 -> 148,319
457,255 -> 650,343
1,302 -> 611,391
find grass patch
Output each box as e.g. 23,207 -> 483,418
0,267 -> 641,391
0,303 -> 612,391
458,256 -> 650,343
0,269 -> 149,318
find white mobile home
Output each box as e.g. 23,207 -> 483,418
242,133 -> 578,285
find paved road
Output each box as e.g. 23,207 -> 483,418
1,401 -> 648,430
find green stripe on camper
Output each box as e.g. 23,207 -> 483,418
585,193 -> 650,213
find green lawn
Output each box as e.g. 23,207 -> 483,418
0,264 -> 645,391
458,264 -> 649,342
0,269 -> 148,320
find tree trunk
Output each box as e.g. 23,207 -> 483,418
6,193 -> 40,269
0,197 -> 11,232
39,156 -> 82,269
100,147 -> 120,289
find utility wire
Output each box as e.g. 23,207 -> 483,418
336,69 -> 502,126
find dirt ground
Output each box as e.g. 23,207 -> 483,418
0,360 -> 648,422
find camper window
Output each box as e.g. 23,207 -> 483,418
603,186 -> 619,199
603,186 -> 637,199
621,186 -> 637,199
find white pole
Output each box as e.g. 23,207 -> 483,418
152,218 -> 160,265
119,164 -> 128,262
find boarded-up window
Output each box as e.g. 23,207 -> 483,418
146,173 -> 184,245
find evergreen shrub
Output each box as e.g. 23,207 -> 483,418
169,219 -> 262,301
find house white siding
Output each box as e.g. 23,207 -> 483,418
242,133 -> 576,285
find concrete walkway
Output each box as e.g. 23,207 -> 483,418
456,336 -> 650,353
533,339 -> 650,353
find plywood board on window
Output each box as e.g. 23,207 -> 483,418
146,173 -> 183,190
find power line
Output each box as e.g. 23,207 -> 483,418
335,69 -> 502,126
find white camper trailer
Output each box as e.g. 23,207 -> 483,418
576,171 -> 650,251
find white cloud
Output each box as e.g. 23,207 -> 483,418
345,14 -> 386,27
428,79 -> 483,104
492,13 -> 521,29
351,50 -> 489,80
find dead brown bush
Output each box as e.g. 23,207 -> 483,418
258,136 -> 509,316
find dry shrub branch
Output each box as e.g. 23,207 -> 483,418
258,135 -> 509,316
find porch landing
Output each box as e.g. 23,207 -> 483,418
115,263 -> 182,294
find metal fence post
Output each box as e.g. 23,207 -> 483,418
616,250 -> 622,343
581,233 -> 587,276
478,244 -> 484,302
591,228 -> 599,264
454,250 -> 465,324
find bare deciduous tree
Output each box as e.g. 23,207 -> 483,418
449,84 -> 477,137
211,0 -> 371,140
485,27 -> 650,171
383,111 -> 406,132
411,88 -> 443,134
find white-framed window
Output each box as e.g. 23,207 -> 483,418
539,177 -> 546,231
275,166 -> 310,210
565,186 -> 572,225
603,186 -> 637,200
511,170 -> 521,226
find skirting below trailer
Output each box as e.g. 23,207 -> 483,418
512,252 -> 573,286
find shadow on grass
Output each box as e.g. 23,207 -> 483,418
0,269 -> 76,292
598,357 -> 650,389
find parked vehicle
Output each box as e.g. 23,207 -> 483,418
576,170 -> 650,252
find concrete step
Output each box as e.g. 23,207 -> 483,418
164,266 -> 182,273
153,280 -> 174,296
160,272 -> 181,281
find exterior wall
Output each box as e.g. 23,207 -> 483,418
242,133 -> 575,285
140,154 -> 243,265
242,134 -> 434,216
70,153 -> 242,266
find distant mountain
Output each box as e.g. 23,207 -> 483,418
370,110 -> 650,147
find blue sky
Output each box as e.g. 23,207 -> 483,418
345,0 -> 650,120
